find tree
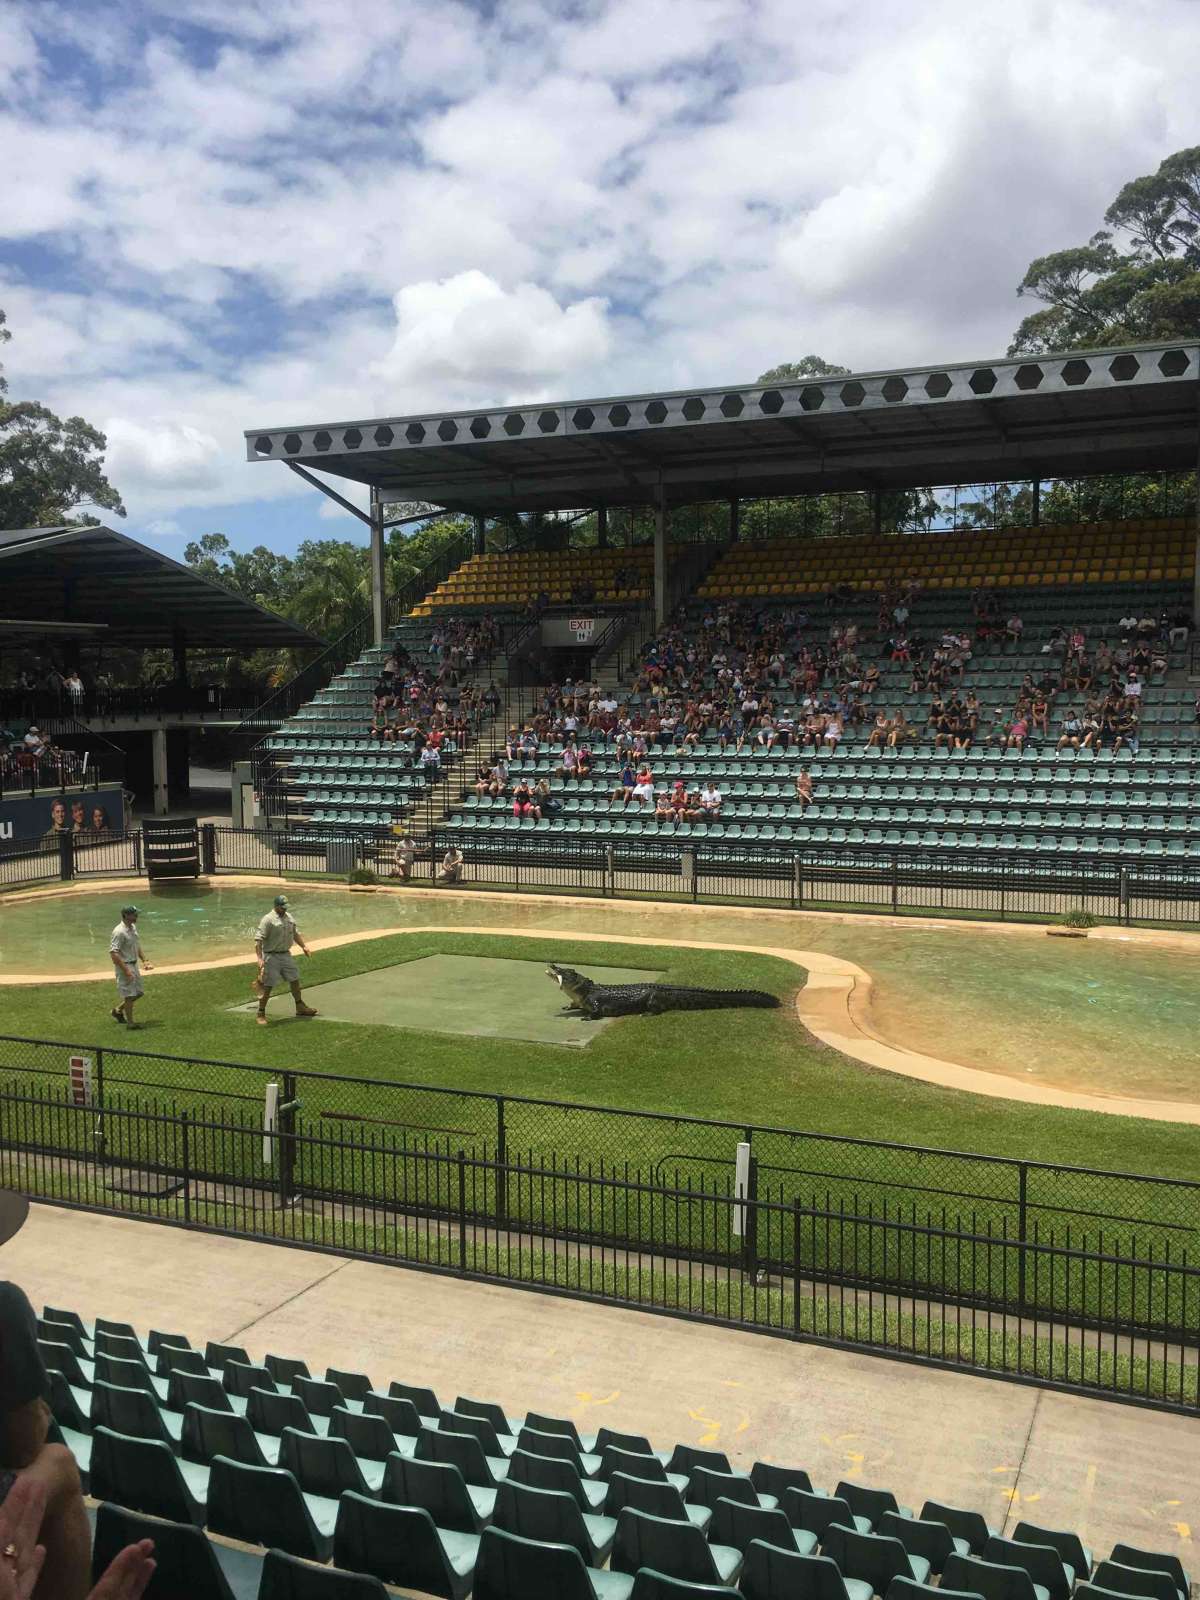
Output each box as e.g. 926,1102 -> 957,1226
0,309 -> 126,527
757,355 -> 851,382
1009,146 -> 1200,353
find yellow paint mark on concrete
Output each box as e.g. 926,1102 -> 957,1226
733,1418 -> 749,1434
688,1409 -> 720,1427
991,1466 -> 1018,1474
575,1390 -> 619,1409
1173,1523 -> 1191,1541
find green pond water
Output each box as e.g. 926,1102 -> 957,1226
3,883 -> 1198,1102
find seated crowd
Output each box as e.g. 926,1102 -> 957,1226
1,726 -> 89,788
471,583 -> 1193,827
366,637 -> 502,775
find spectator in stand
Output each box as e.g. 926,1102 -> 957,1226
417,740 -> 441,778
473,760 -> 495,796
611,759 -> 637,807
557,742 -> 579,781
534,777 -> 559,818
1169,608 -> 1190,650
631,765 -> 656,808
512,777 -> 537,821
437,846 -> 464,885
887,712 -> 913,750
576,744 -> 594,779
699,782 -> 722,819
794,768 -> 814,808
867,710 -> 891,750
1117,609 -> 1138,640
1003,713 -> 1029,754
63,670 -> 85,708
1005,613 -> 1024,651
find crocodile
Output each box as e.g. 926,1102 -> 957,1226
547,963 -> 780,1020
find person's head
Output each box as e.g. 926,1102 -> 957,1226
71,799 -> 86,826
121,904 -> 138,926
49,798 -> 66,828
273,894 -> 289,915
91,806 -> 109,830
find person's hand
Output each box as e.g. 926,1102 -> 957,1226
0,1476 -> 48,1600
141,962 -> 153,972
88,1541 -> 156,1600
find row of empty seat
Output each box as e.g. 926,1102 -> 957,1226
39,1305 -> 1190,1600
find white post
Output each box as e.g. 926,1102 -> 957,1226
370,485 -> 387,647
151,728 -> 169,816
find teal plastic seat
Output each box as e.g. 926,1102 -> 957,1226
604,1469 -> 712,1532
835,1481 -> 912,1528
181,1403 -> 275,1468
1108,1546 -> 1190,1599
207,1455 -> 338,1561
92,1502 -> 262,1600
383,1451 -> 497,1533
90,1379 -> 182,1450
1090,1563 -> 1179,1600
630,1571 -> 740,1600
611,1506 -> 742,1586
89,1426 -> 209,1526
473,1525 -> 634,1600
257,1548 -> 389,1599
328,1404 -> 403,1462
879,1510 -> 968,1574
508,1447 -> 608,1512
708,1497 -> 817,1557
984,1535 -> 1073,1599
334,1491 -> 477,1599
739,1543 -> 872,1600
823,1523 -> 931,1591
494,1478 -> 617,1566
942,1552 -> 1050,1600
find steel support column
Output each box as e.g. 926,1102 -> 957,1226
151,728 -> 169,816
872,489 -> 883,535
729,497 -> 740,543
369,486 -> 387,647
171,626 -> 188,686
597,505 -> 608,548
1031,478 -> 1041,526
473,514 -> 486,556
1193,387 -> 1200,624
654,486 -> 669,627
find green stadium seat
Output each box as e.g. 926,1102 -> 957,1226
611,1506 -> 742,1586
334,1491 -> 477,1598
383,1452 -> 497,1533
257,1548 -> 390,1599
91,1502 -> 263,1600
473,1525 -> 634,1600
89,1427 -> 208,1525
206,1456 -> 337,1560
740,1544 -> 872,1600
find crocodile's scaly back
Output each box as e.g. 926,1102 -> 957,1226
546,965 -> 779,1019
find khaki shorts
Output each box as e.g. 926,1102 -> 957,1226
262,953 -> 300,988
115,964 -> 144,1000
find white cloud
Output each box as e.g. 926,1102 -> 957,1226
1,0 -> 1198,538
103,419 -> 225,491
370,271 -> 613,406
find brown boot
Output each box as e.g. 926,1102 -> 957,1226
294,1004 -> 318,1018
256,1012 -> 269,1026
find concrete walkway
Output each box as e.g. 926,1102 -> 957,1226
8,1204 -> 1195,1564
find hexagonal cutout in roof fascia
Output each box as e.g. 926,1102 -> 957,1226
312,430 -> 332,451
503,414 -> 526,436
1013,364 -> 1043,391
1108,354 -> 1139,382
402,424 -> 422,445
437,420 -> 458,442
253,436 -> 273,455
1061,359 -> 1091,386
283,433 -> 303,454
839,381 -> 866,407
681,397 -> 705,421
1159,348 -> 1189,377
342,428 -> 363,449
572,407 -> 595,429
924,373 -> 952,398
719,394 -> 745,417
758,390 -> 784,414
881,377 -> 908,402
470,417 -> 491,439
537,410 -> 560,433
968,368 -> 997,394
644,400 -> 668,424
374,425 -> 395,446
799,386 -> 825,411
607,404 -> 631,427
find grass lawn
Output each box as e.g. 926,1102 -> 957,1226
1,928 -> 1197,1184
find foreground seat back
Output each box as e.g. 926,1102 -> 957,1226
836,1480 -> 905,1529
207,1455 -> 331,1561
612,1506 -> 728,1584
508,1447 -> 593,1510
922,1501 -> 995,1556
363,1390 -> 423,1437
824,1523 -> 921,1594
630,1570 -> 740,1600
92,1502 -> 247,1600
248,1387 -> 317,1438
879,1510 -> 961,1574
984,1534 -> 1073,1600
494,1479 -> 593,1563
89,1427 -> 205,1526
473,1525 -> 609,1600
943,1551 -> 1043,1600
1013,1522 -> 1091,1579
258,1548 -> 389,1599
383,1453 -> 489,1534
1109,1546 -> 1190,1598
1092,1562 -> 1181,1600
278,1425 -> 369,1498
182,1402 -> 270,1467
741,1544 -> 854,1600
750,1462 -> 814,1501
334,1490 -> 476,1599
329,1405 -> 398,1462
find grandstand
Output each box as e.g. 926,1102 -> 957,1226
38,1298 -> 1194,1599
244,341 -> 1199,877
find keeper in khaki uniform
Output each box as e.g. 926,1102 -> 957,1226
254,894 -> 318,1026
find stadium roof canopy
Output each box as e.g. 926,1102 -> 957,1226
0,525 -> 318,650
245,341 -> 1200,516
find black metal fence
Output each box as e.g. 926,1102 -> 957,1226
428,827 -> 1200,926
6,817 -> 1200,926
0,1066 -> 1193,1410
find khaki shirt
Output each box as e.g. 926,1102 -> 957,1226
109,923 -> 141,966
256,910 -> 298,955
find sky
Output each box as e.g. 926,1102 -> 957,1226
1,0 -> 1198,558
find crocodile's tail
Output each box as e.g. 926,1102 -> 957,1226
691,988 -> 780,1009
